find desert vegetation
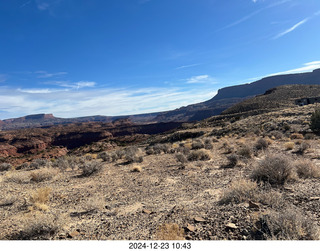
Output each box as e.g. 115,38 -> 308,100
1,103 -> 320,240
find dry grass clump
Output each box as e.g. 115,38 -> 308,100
5,212 -> 62,240
29,159 -> 51,170
251,153 -> 296,185
29,187 -> 52,211
131,165 -> 142,172
30,168 -> 59,182
219,179 -> 258,205
191,140 -> 204,150
175,153 -> 188,166
294,159 -> 320,178
187,149 -> 211,161
294,142 -> 310,155
255,208 -> 320,240
290,133 -> 304,140
79,160 -> 103,177
221,154 -> 238,168
4,170 -> 31,184
52,156 -> 79,170
284,142 -> 295,150
204,138 -> 213,149
0,163 -> 12,172
155,223 -> 185,240
97,151 -> 112,162
237,145 -> 252,158
146,144 -> 170,155
254,138 -> 269,151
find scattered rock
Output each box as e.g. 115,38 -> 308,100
142,209 -> 152,214
309,197 -> 320,201
194,217 -> 206,222
225,223 -> 238,230
185,224 -> 195,232
67,231 -> 80,238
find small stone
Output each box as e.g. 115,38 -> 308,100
68,231 -> 80,238
194,217 -> 206,222
142,209 -> 152,214
186,224 -> 195,232
225,223 -> 238,230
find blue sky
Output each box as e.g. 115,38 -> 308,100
1,0 -> 320,119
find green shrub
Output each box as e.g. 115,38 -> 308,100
310,109 -> 320,133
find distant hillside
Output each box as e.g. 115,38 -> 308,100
222,84 -> 320,116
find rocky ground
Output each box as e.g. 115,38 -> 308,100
1,104 -> 320,240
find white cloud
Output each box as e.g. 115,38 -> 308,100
0,86 -> 217,119
176,64 -> 200,70
35,71 -> 68,78
270,61 -> 320,76
186,75 -> 217,84
273,18 -> 308,39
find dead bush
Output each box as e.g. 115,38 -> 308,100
29,187 -> 51,211
221,154 -> 238,168
155,223 -> 185,240
4,171 -> 31,184
187,150 -> 211,161
254,208 -> 319,240
290,133 -> 304,140
5,212 -> 61,240
79,161 -> 103,177
294,159 -> 320,178
294,142 -> 310,155
29,159 -> 51,170
175,153 -> 188,167
284,142 -> 295,150
251,153 -> 296,186
254,138 -> 269,151
97,152 -> 112,162
30,168 -> 59,182
237,145 -> 252,158
0,163 -> 12,172
219,179 -> 258,204
191,140 -> 204,150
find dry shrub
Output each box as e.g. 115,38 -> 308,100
4,170 -> 31,184
251,153 -> 296,185
219,179 -> 258,204
187,149 -> 211,161
237,145 -> 252,158
5,212 -> 62,240
30,168 -> 59,182
191,140 -> 204,150
0,163 -> 12,172
131,166 -> 142,172
290,133 -> 304,140
175,153 -> 188,166
294,159 -> 320,178
29,159 -> 51,170
254,208 -> 320,240
258,189 -> 285,209
155,223 -> 185,240
79,160 -> 103,177
98,151 -> 112,162
255,138 -> 269,151
221,154 -> 238,168
295,142 -> 310,155
284,142 -> 295,150
30,187 -> 51,211
82,196 -> 105,212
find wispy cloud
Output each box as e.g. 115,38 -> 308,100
273,10 -> 320,39
176,64 -> 200,70
273,18 -> 308,39
35,71 -> 67,78
270,61 -> 320,76
186,75 -> 217,84
220,0 -> 291,30
20,1 -> 32,8
0,86 -> 217,119
0,74 -> 7,83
